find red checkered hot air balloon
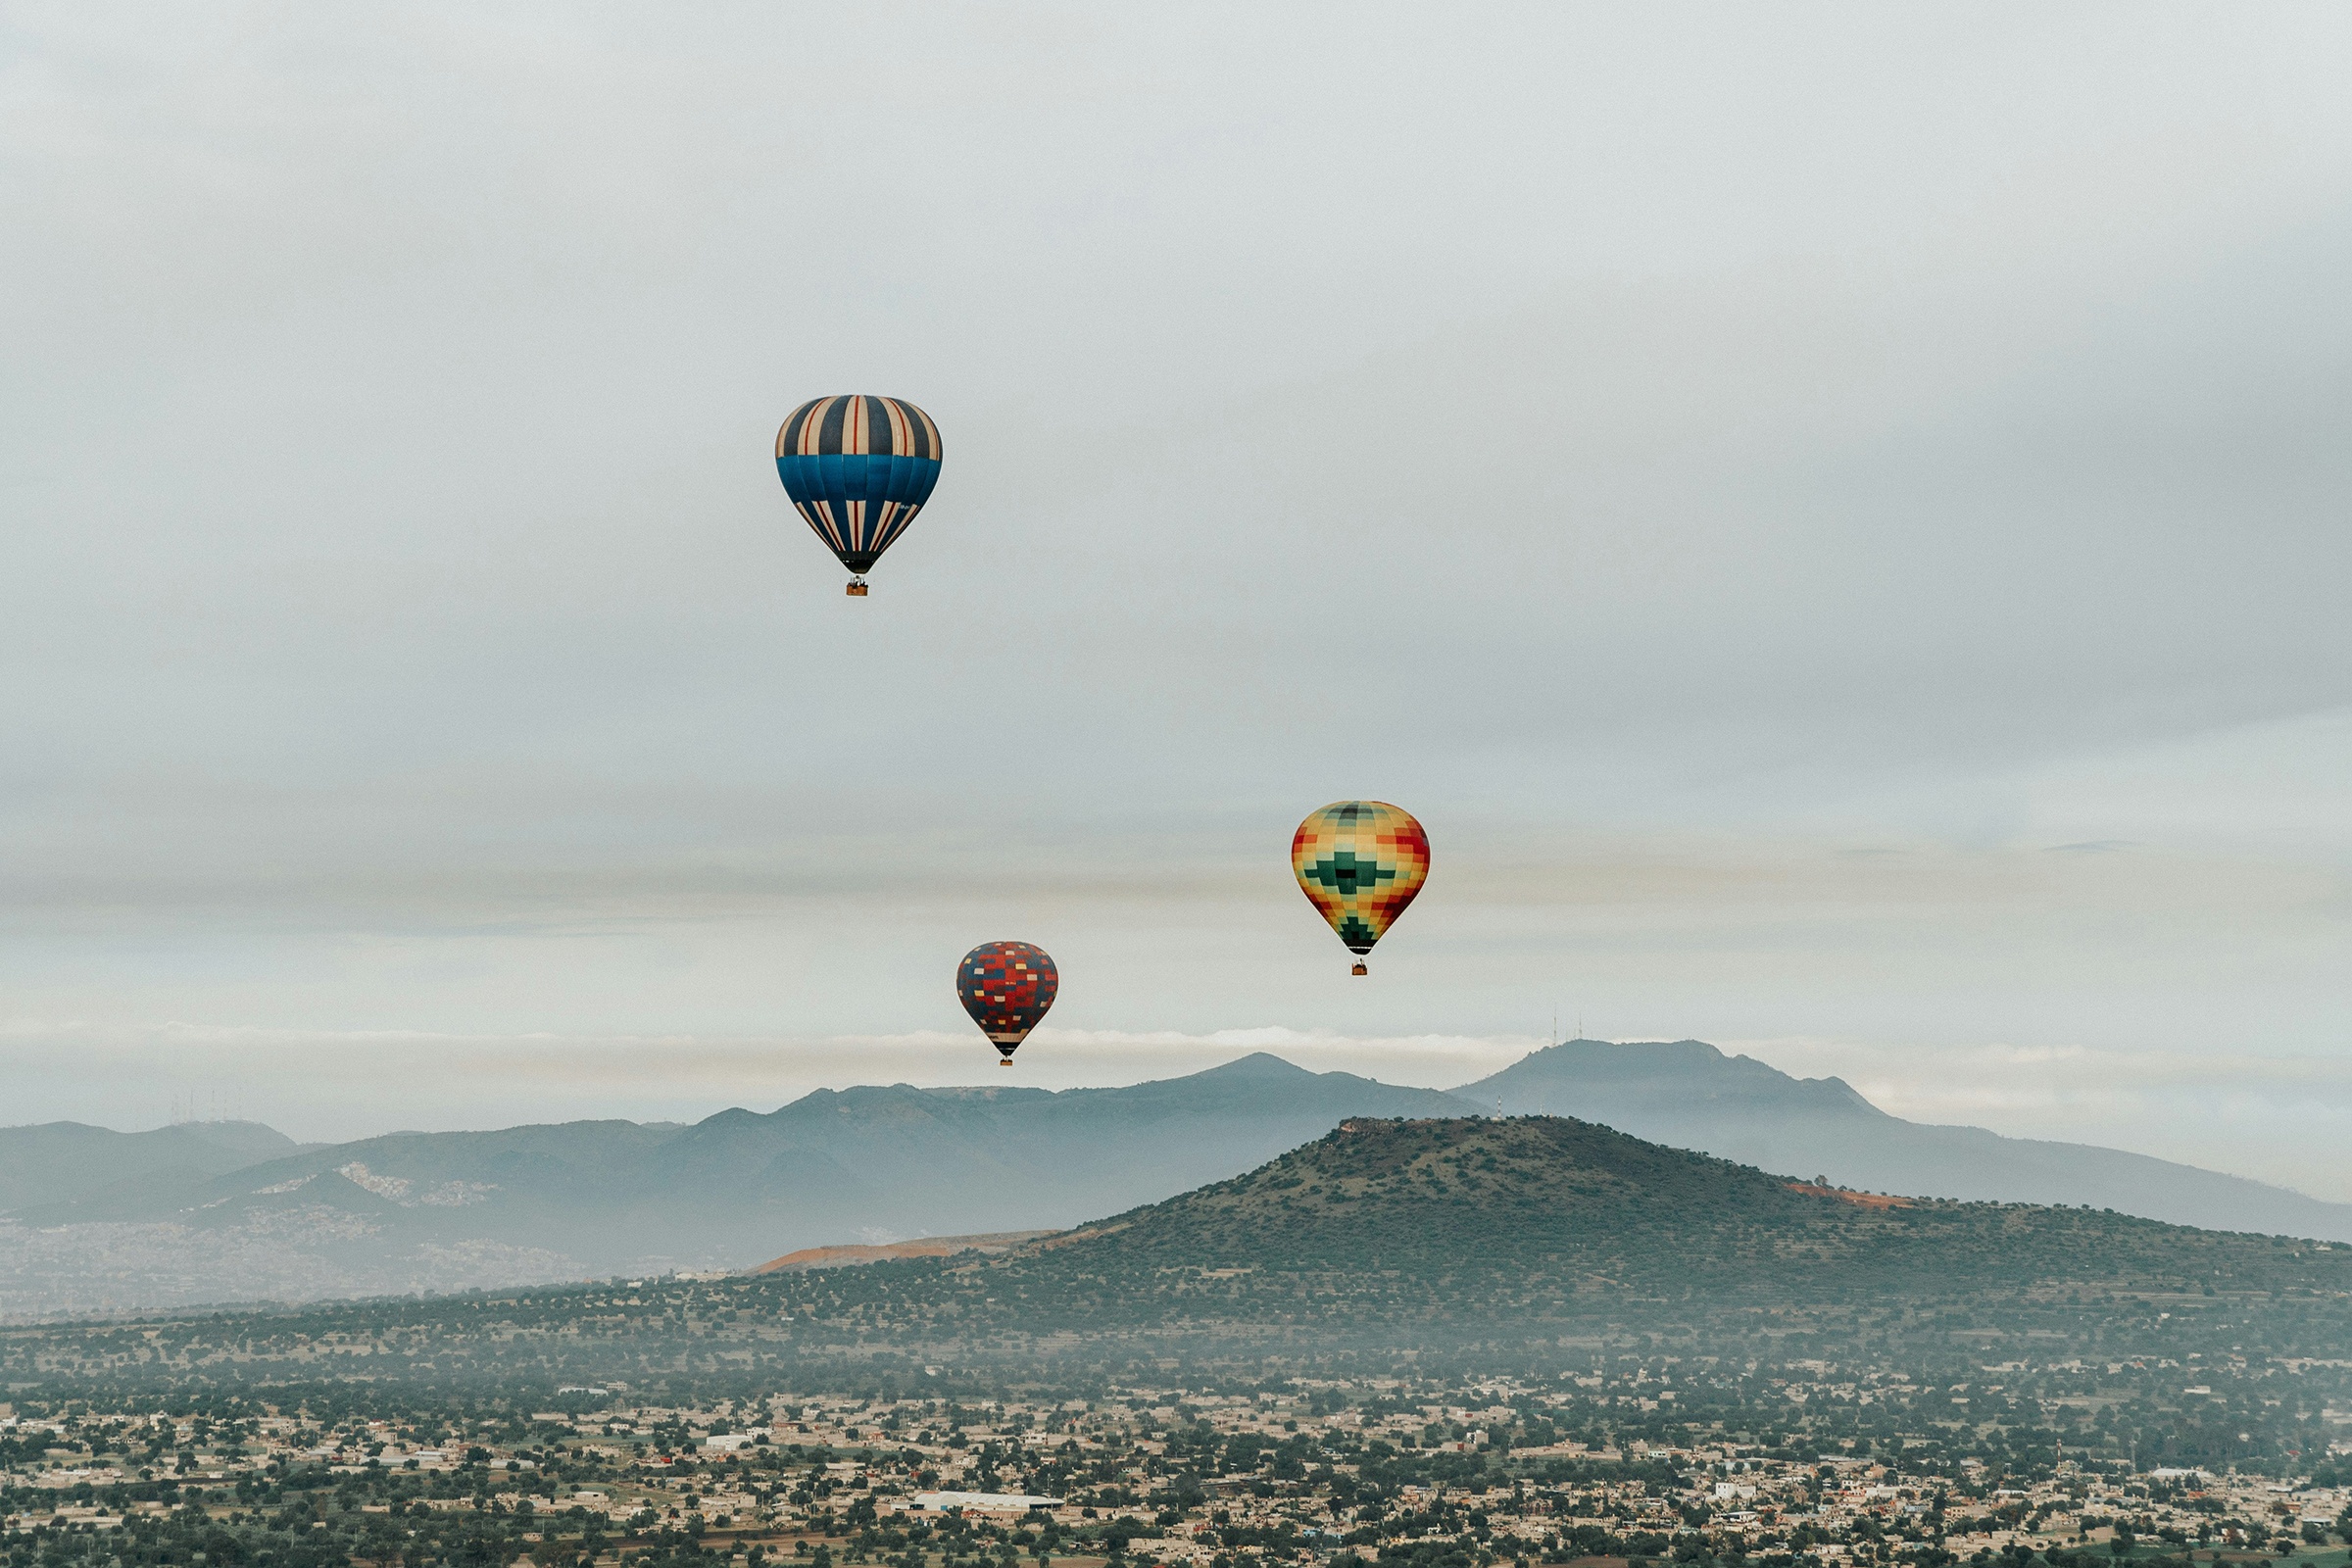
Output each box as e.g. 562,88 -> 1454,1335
956,941 -> 1058,1067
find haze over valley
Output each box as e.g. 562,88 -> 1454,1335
7,1041 -> 2349,1320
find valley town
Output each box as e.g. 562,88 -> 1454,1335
8,1365 -> 2352,1568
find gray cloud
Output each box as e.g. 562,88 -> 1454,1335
4,5 -> 2352,1177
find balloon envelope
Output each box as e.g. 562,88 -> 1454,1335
775,395 -> 943,574
956,940 -> 1058,1061
1292,801 -> 1431,956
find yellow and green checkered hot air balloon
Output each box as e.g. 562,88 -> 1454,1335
1291,801 -> 1431,976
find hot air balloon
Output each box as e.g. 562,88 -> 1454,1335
956,940 -> 1058,1066
774,395 -> 943,595
1291,801 -> 1430,975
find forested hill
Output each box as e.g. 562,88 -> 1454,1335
7,1115 -> 2352,1402
1043,1115 -> 2352,1300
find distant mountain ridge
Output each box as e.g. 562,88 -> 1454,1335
0,1055 -> 1477,1315
6,1039 -> 2351,1321
1457,1040 -> 2352,1242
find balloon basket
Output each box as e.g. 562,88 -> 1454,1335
1351,961 -> 1368,976
999,1057 -> 1013,1068
846,580 -> 868,597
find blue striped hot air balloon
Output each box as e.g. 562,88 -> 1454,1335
774,395 -> 943,596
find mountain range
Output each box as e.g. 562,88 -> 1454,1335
2,1039 -> 2347,1319
13,1111 -> 2349,1400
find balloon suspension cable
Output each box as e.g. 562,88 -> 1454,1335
846,576 -> 869,597
1351,960 -> 1369,976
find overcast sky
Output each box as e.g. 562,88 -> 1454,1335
6,5 -> 2352,1197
